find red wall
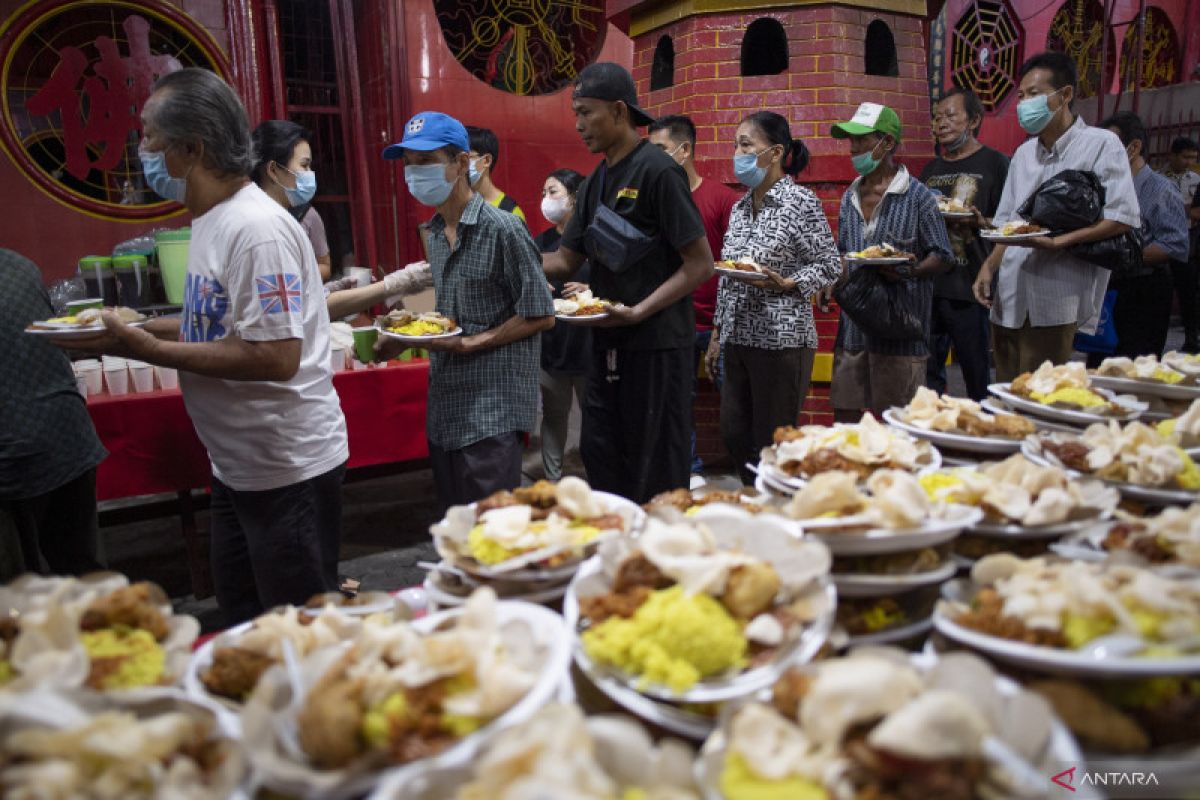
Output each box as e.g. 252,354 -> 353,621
0,0 -> 236,282
938,0 -> 1200,158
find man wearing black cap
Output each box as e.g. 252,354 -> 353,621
543,62 -> 714,503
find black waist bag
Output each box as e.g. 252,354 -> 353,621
833,266 -> 924,340
585,204 -> 658,274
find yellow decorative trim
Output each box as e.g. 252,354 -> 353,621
811,352 -> 833,383
630,0 -> 927,37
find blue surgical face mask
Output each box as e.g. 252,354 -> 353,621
275,165 -> 317,207
405,162 -> 457,207
733,147 -> 772,188
468,157 -> 483,187
1016,88 -> 1062,135
851,139 -> 884,177
138,144 -> 188,203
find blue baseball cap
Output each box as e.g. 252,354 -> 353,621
382,111 -> 469,159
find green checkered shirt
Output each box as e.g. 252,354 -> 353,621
425,194 -> 554,450
1,249 -> 106,499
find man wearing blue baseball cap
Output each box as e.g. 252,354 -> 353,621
382,111 -> 554,509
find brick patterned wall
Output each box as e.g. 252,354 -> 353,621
631,5 -> 934,464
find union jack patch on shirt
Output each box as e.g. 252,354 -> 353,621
256,273 -> 303,314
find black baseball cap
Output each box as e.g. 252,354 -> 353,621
572,62 -> 655,127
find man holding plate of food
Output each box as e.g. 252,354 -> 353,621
381,111 -> 554,510
542,63 -> 714,503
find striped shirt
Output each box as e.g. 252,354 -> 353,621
715,178 -> 841,350
836,166 -> 954,356
991,117 -> 1140,334
1133,166 -> 1189,264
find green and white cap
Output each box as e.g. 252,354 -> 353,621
831,102 -> 902,141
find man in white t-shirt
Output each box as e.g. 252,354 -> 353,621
66,69 -> 348,624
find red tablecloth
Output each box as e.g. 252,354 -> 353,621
87,361 -> 430,501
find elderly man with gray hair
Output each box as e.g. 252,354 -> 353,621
69,68 -> 348,624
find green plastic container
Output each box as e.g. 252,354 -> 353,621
155,229 -> 191,304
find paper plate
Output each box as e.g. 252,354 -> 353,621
714,266 -> 769,282
1089,373 -> 1200,402
378,326 -> 462,344
801,504 -> 982,556
980,229 -> 1050,243
833,561 -> 958,598
988,382 -> 1146,426
555,312 -> 609,322
846,255 -> 911,265
882,407 -> 1024,455
935,580 -> 1200,677
24,320 -> 146,339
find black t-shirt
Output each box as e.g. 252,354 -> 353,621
920,146 -> 1009,301
537,227 -> 592,376
561,140 -> 707,350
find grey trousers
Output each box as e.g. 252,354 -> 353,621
721,344 -> 814,485
539,369 -> 587,481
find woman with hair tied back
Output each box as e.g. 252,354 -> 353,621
706,111 -> 841,484
251,120 -> 331,280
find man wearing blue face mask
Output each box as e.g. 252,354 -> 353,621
63,68 -> 349,626
381,112 -> 554,510
972,52 -> 1140,381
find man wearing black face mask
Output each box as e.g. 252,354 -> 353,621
919,88 -> 1008,400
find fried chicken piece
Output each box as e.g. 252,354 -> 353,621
80,583 -> 169,641
1043,441 -> 1092,473
790,449 -> 872,480
578,586 -> 652,624
582,513 -> 624,531
721,562 -> 781,619
201,646 -> 276,701
512,480 -> 559,509
956,588 -> 1067,648
645,489 -> 694,513
297,657 -> 366,769
770,669 -> 814,719
1102,522 -> 1143,552
1029,680 -> 1150,753
612,552 -> 673,593
773,426 -> 806,444
475,490 -> 519,515
848,748 -> 985,800
1011,372 -> 1034,397
988,412 -> 1037,439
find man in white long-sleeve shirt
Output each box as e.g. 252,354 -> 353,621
973,51 -> 1139,381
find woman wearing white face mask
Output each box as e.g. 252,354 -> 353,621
709,111 -> 841,484
251,120 -> 330,280
536,169 -> 591,481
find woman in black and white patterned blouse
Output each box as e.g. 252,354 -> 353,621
705,111 -> 841,484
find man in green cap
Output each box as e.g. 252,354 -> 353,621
825,102 -> 953,420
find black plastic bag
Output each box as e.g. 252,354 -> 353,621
1069,227 -> 1144,275
833,267 -> 924,341
1017,169 -> 1104,232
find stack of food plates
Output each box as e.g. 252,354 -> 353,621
781,469 -> 980,648
1053,503 -> 1200,576
695,648 -> 1093,799
1023,420 -> 1200,506
918,453 -> 1119,569
372,701 -> 701,799
425,477 -> 644,610
0,573 -> 199,695
238,588 -> 570,799
562,506 -> 834,739
641,486 -> 773,517
934,554 -> 1200,796
988,361 -> 1148,428
755,413 -> 940,497
883,386 -> 1037,458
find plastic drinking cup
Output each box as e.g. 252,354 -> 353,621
104,364 -> 129,395
155,366 -> 179,390
351,327 -> 378,364
128,361 -> 154,392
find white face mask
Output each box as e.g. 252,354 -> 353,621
541,195 -> 570,224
